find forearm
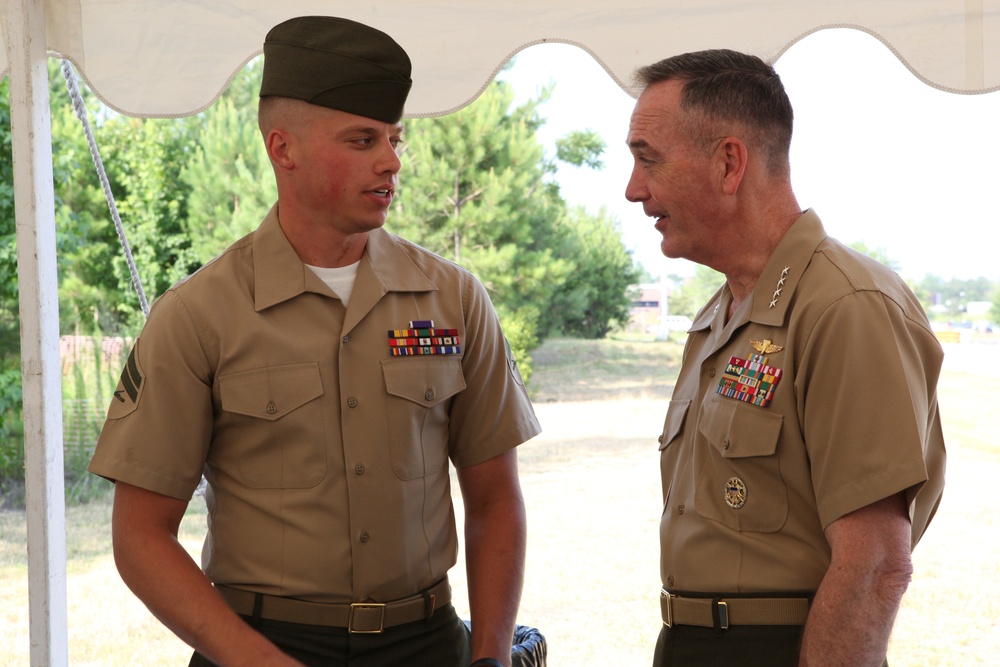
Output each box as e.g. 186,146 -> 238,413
799,566 -> 908,666
799,495 -> 913,667
464,494 -> 526,667
112,483 -> 299,666
114,532 -> 276,664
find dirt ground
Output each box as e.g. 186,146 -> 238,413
3,341 -> 996,665
446,342 -> 1000,666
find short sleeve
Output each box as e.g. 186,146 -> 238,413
446,273 -> 541,468
88,291 -> 214,500
799,289 -> 945,546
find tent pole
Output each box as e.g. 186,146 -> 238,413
3,0 -> 69,664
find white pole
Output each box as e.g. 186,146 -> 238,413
3,0 -> 70,665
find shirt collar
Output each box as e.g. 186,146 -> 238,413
252,205 -> 437,314
687,209 -> 828,332
746,208 -> 827,326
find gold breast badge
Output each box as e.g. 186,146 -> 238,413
750,338 -> 784,355
725,477 -> 747,509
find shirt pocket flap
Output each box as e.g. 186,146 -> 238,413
659,399 -> 691,451
699,396 -> 783,458
382,357 -> 466,408
219,363 -> 323,421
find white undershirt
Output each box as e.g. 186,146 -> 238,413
306,261 -> 360,306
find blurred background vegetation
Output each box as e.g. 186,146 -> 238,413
2,59 -> 997,509
0,59 -> 644,507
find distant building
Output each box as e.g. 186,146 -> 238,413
628,285 -> 662,334
628,283 -> 692,336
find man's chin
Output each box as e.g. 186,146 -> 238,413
659,239 -> 684,260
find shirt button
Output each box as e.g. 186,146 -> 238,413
677,504 -> 685,515
347,397 -> 358,408
355,464 -> 365,476
657,435 -> 664,444
360,531 -> 369,543
667,576 -> 675,587
708,367 -> 716,378
723,439 -> 730,450
424,389 -> 434,401
265,401 -> 277,414
342,335 -> 349,344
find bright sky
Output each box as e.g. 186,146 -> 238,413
501,28 -> 1000,283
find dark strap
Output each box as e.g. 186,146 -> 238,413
216,578 -> 451,633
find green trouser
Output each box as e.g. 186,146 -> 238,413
653,624 -> 890,667
190,603 -> 470,667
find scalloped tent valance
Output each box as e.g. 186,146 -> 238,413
4,1 -> 1000,665
3,0 -> 1000,120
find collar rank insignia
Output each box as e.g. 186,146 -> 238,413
388,320 -> 461,356
716,339 -> 784,408
769,267 -> 791,308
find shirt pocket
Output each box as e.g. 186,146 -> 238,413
218,363 -> 326,489
381,357 -> 466,480
659,399 -> 691,513
659,399 -> 691,452
694,393 -> 787,532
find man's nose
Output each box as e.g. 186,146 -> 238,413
625,165 -> 649,203
377,139 -> 402,174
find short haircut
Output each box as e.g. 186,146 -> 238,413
636,49 -> 793,175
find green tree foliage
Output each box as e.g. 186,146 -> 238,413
989,285 -> 1000,326
549,206 -> 642,338
182,59 -> 277,264
556,129 -> 605,169
0,79 -> 24,463
666,265 -> 725,319
0,78 -> 17,355
1,60 -> 645,469
847,240 -> 900,271
387,77 -> 639,370
914,273 -> 996,322
46,61 -> 201,335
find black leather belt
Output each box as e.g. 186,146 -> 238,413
216,578 -> 451,633
661,589 -> 811,629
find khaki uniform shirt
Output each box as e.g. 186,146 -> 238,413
660,210 -> 945,594
89,206 -> 541,603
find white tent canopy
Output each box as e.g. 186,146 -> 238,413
4,1 -> 1000,665
4,0 -> 1000,119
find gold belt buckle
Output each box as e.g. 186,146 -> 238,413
660,589 -> 675,627
349,602 -> 386,633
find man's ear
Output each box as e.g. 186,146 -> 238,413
266,128 -> 295,170
716,136 -> 748,196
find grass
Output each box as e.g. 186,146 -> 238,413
528,335 -> 682,403
1,336 -> 997,665
1,334 -> 128,509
